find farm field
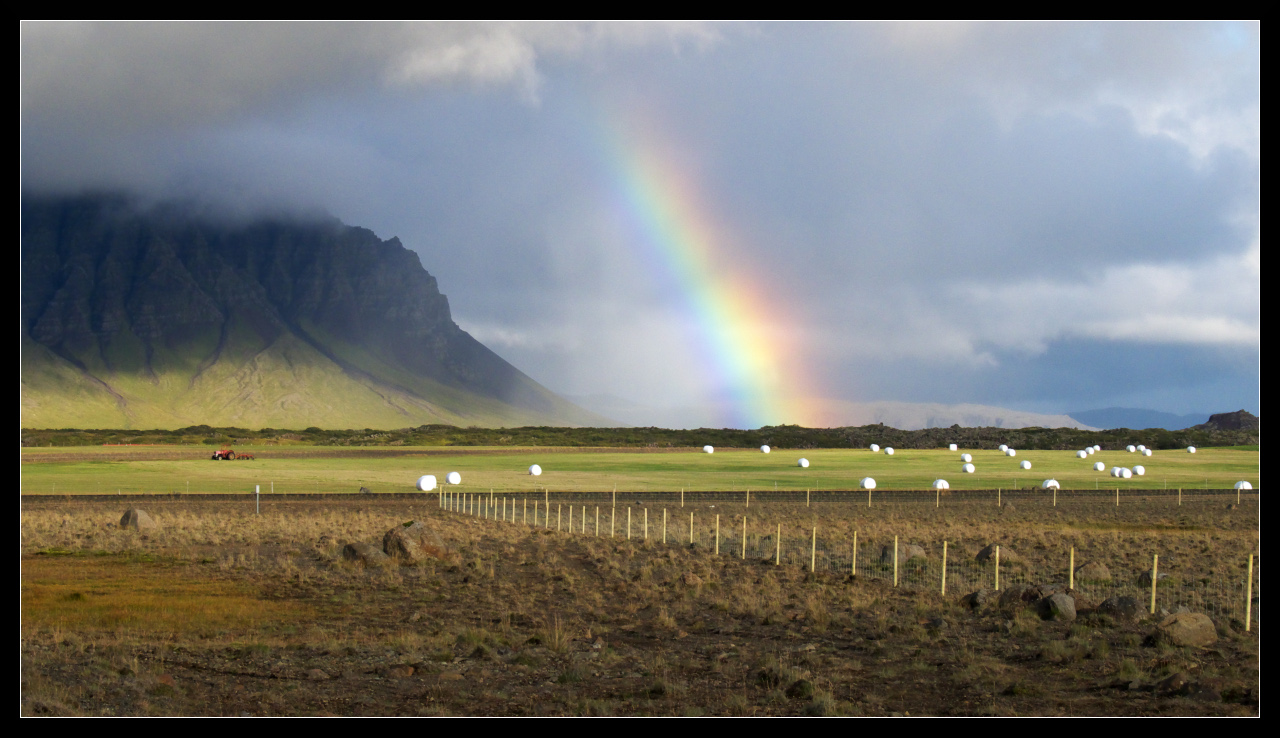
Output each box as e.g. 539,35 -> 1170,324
19,445 -> 1261,496
22,461 -> 1258,716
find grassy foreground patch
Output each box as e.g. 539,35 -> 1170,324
22,554 -> 304,635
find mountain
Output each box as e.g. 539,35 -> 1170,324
20,194 -> 610,429
1192,410 -> 1259,432
1068,407 -> 1210,431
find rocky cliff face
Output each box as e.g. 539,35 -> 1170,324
1193,410 -> 1259,432
21,194 -> 601,428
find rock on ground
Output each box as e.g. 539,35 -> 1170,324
342,541 -> 390,566
1074,561 -> 1112,582
1038,593 -> 1077,621
975,543 -> 1020,564
962,589 -> 996,610
1097,596 -> 1146,623
119,508 -> 158,530
1155,613 -> 1218,648
879,543 -> 926,564
383,521 -> 449,564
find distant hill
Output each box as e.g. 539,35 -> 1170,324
1068,407 -> 1209,431
20,194 -> 608,429
1192,410 -> 1259,432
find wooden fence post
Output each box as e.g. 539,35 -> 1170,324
662,508 -> 667,544
807,489 -> 810,507
557,504 -> 561,532
775,523 -> 781,566
582,506 -> 587,534
852,530 -> 857,576
627,507 -> 631,540
644,508 -> 648,540
681,488 -> 684,508
995,545 -> 1000,591
811,527 -> 817,573
998,488 -> 1001,507
868,488 -> 872,508
610,507 -> 615,538
893,535 -> 898,587
524,498 -> 527,524
1178,488 -> 1182,506
1069,547 -> 1075,590
613,486 -> 616,507
941,541 -> 948,595
595,506 -> 599,536
533,500 -> 538,527
1149,554 -> 1158,614
1053,487 -> 1057,507
746,489 -> 750,508
568,505 -> 572,532
715,514 -> 720,555
1246,554 -> 1254,632
741,516 -> 747,559
1116,487 -> 1119,507
690,512 -> 695,544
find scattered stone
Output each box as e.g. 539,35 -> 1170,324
1097,596 -> 1145,623
878,543 -> 926,563
1136,570 -> 1170,586
119,509 -> 158,531
682,572 -> 703,586
1226,504 -> 1237,511
975,543 -> 1020,564
1073,561 -> 1112,582
1038,593 -> 1077,621
925,617 -> 949,631
306,668 -> 330,681
1157,672 -> 1189,693
342,541 -> 389,566
998,584 -> 1034,609
383,521 -> 448,564
962,589 -> 995,610
1155,613 -> 1218,648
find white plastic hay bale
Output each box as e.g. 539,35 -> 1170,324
1143,448 -> 1152,457
884,447 -> 895,456
962,463 -> 975,474
1087,447 -> 1096,455
948,444 -> 958,451
1187,446 -> 1196,454
869,444 -> 880,453
1042,479 -> 1060,489
1020,460 -> 1031,470
1093,445 -> 1101,452
999,444 -> 1009,453
1126,445 -> 1136,453
416,475 -> 437,492
1077,450 -> 1088,459
1006,449 -> 1017,457
797,458 -> 809,468
446,471 -> 462,485
1137,444 -> 1146,452
1120,468 -> 1133,479
703,445 -> 714,454
1110,467 -> 1122,477
1094,462 -> 1106,472
932,479 -> 950,489
1234,481 -> 1253,490
961,453 -> 973,463
528,464 -> 542,476
860,477 -> 877,490
1133,465 -> 1145,476
760,445 -> 771,454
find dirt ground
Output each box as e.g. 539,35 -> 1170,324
21,497 -> 1259,716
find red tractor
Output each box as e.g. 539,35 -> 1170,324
211,447 -> 236,460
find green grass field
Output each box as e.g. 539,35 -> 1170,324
20,445 -> 1260,495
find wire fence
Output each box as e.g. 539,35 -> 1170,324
439,490 -> 1259,631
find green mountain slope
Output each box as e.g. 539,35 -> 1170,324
20,194 -> 609,430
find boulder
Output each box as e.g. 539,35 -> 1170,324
1038,593 -> 1077,621
342,541 -> 389,566
1097,596 -> 1145,623
119,509 -> 158,531
998,584 -> 1035,609
1073,561 -> 1112,582
879,543 -> 926,564
1136,570 -> 1170,586
383,521 -> 448,564
1155,613 -> 1218,648
962,589 -> 996,610
975,543 -> 1020,564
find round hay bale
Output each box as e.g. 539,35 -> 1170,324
932,479 -> 950,489
1133,465 -> 1145,476
1093,462 -> 1106,472
1137,444 -> 1146,451
962,463 -> 975,474
948,444 -> 958,451
960,453 -> 973,463
1087,447 -> 1096,455
1143,448 -> 1152,456
415,475 -> 437,492
1234,481 -> 1252,490
869,444 -> 880,453
797,458 -> 809,468
999,444 -> 1008,453
1006,448 -> 1017,457
703,445 -> 714,454
446,471 -> 462,485
1077,450 -> 1088,459
884,447 -> 894,456
760,445 -> 771,454
529,464 -> 542,476
1041,479 -> 1060,489
860,477 -> 876,490
1127,445 -> 1137,453
119,508 -> 158,531
1120,467 -> 1133,479
1019,460 -> 1031,470
1187,446 -> 1196,454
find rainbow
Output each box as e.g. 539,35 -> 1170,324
599,117 -> 825,428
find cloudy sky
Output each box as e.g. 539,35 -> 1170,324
21,22 -> 1259,428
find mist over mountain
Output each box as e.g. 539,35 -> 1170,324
20,193 -> 609,429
